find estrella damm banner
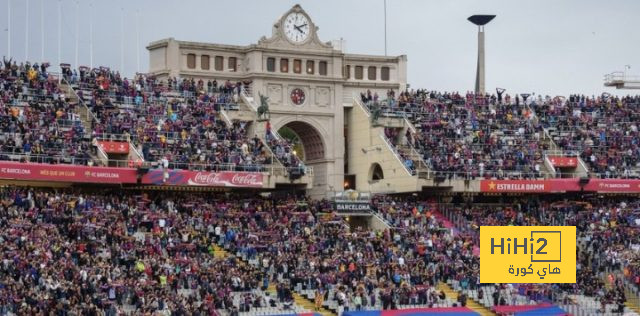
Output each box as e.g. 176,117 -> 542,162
480,226 -> 576,283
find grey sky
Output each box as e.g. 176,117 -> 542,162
2,0 -> 640,96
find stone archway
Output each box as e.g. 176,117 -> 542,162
277,121 -> 325,162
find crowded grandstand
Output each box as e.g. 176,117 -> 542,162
0,3 -> 639,316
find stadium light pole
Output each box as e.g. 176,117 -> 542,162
75,0 -> 79,68
90,0 -> 94,69
120,7 -> 124,74
41,0 -> 44,62
25,0 -> 29,61
136,10 -> 140,73
468,15 -> 496,95
383,0 -> 387,56
57,0 -> 61,81
7,0 -> 10,58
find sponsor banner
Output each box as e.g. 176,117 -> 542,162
480,226 -> 576,283
584,179 -> 640,193
547,156 -> 577,168
98,141 -> 129,154
335,202 -> 371,212
142,169 -> 264,188
480,180 -> 549,193
481,179 -> 640,193
0,161 -> 137,183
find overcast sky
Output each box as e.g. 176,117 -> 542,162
2,0 -> 640,96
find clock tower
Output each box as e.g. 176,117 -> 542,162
256,4 -> 333,51
147,4 -> 407,197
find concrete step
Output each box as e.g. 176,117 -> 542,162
624,287 -> 640,315
437,283 -> 495,316
292,291 -> 335,316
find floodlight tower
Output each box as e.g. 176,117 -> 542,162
468,15 -> 496,95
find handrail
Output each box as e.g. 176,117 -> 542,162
543,150 -> 579,157
54,72 -> 100,125
400,144 -> 432,179
0,151 -> 312,175
95,142 -> 110,165
219,108 -> 233,126
128,142 -> 145,163
403,114 -> 416,134
239,89 -> 258,112
379,133 -> 414,177
354,97 -> 371,117
544,155 -> 557,179
604,71 -> 640,82
576,156 -> 590,178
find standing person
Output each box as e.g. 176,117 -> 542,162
354,293 -> 362,311
161,156 -> 169,183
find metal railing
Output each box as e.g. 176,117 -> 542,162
379,132 -> 415,177
0,151 -> 311,176
0,152 -> 92,166
604,71 -> 640,83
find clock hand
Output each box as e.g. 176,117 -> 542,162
294,25 -> 305,34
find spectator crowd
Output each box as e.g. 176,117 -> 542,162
363,89 -> 640,180
0,185 -> 637,315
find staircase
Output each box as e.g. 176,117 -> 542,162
58,80 -> 109,166
61,79 -> 145,167
215,243 -> 335,316
292,291 -> 335,316
437,283 -> 495,316
218,102 -> 286,169
396,144 -> 432,179
624,286 -> 640,315
60,81 -> 95,136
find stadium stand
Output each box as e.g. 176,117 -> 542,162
1,59 -> 639,316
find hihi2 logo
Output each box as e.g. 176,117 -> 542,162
480,226 -> 576,283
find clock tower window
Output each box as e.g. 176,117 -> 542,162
267,58 -> 276,72
293,59 -> 302,74
306,61 -> 315,74
280,58 -> 289,73
319,61 -> 328,76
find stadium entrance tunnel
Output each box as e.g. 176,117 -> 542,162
277,121 -> 325,162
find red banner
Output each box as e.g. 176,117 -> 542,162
0,161 -> 137,183
480,180 -> 549,193
584,179 -> 640,193
98,141 -> 129,154
141,169 -> 264,188
548,156 -> 578,168
481,179 -> 640,193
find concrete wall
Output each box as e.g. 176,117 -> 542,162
346,97 -> 422,194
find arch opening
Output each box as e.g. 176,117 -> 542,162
277,121 -> 325,162
369,163 -> 384,181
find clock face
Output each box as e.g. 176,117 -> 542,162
283,12 -> 310,44
291,88 -> 306,106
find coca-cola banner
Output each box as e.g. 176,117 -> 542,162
548,156 -> 578,168
0,161 -> 137,183
141,169 -> 264,188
